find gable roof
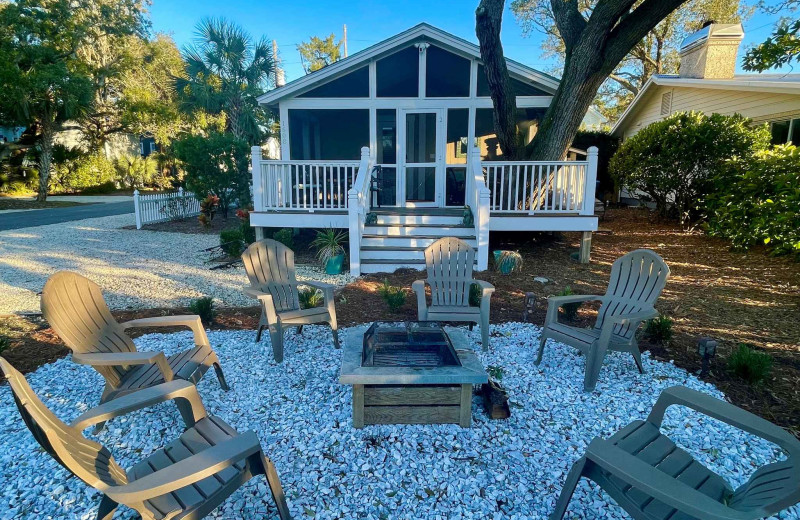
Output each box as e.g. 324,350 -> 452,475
258,23 -> 559,105
611,73 -> 800,136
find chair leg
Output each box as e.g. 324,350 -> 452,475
630,344 -> 645,374
535,331 -> 548,365
583,342 -> 608,392
255,308 -> 268,342
549,457 -> 587,520
213,362 -> 230,391
96,495 -> 118,520
296,325 -> 304,335
332,326 -> 340,349
261,453 -> 292,520
269,326 -> 284,363
480,314 -> 490,352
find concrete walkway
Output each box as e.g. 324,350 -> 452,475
0,200 -> 134,231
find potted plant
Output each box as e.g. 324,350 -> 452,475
462,206 -> 474,227
312,228 -> 348,274
480,365 -> 511,419
493,250 -> 524,275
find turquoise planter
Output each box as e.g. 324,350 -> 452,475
324,253 -> 345,275
493,250 -> 514,275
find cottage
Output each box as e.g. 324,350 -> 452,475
250,24 -> 599,274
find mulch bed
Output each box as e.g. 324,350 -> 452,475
2,207 -> 799,436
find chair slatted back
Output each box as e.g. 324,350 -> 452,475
595,250 -> 670,339
0,358 -> 128,491
730,459 -> 800,516
41,271 -> 136,388
424,237 -> 476,308
242,239 -> 300,312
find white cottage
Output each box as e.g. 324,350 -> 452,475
250,23 -> 598,274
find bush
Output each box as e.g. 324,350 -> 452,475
219,228 -> 245,257
572,130 -> 620,200
469,283 -> 481,307
728,343 -> 773,384
643,315 -> 673,344
173,132 -> 252,218
557,286 -> 580,321
0,336 -> 9,355
79,181 -> 118,195
706,145 -> 800,258
610,112 -> 769,224
273,228 -> 294,249
53,153 -> 116,192
189,296 -> 215,326
298,288 -> 323,309
114,154 -> 162,189
378,280 -> 406,311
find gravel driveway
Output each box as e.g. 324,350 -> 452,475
0,213 -> 352,315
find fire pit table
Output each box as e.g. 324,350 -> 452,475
339,322 -> 487,428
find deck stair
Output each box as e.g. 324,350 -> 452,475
359,208 -> 476,274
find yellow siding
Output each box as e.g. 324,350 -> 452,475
621,84 -> 800,139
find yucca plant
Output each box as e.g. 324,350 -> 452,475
298,288 -> 323,309
493,250 -> 524,275
311,228 -> 348,265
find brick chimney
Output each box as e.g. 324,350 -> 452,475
679,23 -> 744,79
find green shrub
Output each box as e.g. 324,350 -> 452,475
557,286 -> 580,321
469,283 -> 481,307
79,181 -> 118,195
644,315 -> 673,344
378,280 -> 406,311
189,297 -> 215,326
610,112 -> 769,224
572,130 -> 620,199
55,153 -> 116,192
115,154 -> 160,189
273,228 -> 294,249
0,336 -> 9,355
487,365 -> 504,381
727,343 -> 773,384
298,288 -> 323,309
706,145 -> 800,258
219,228 -> 245,257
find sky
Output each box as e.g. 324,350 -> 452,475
149,0 -> 794,83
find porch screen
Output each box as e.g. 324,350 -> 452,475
426,46 -> 470,97
377,47 -> 419,97
475,108 -> 547,160
288,109 -> 369,160
297,67 -> 369,98
477,65 -> 550,97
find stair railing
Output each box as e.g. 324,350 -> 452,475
347,146 -> 372,276
467,145 -> 491,271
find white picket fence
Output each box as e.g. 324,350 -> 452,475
133,188 -> 201,229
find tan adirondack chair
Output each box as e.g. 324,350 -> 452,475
412,237 -> 495,350
0,357 -> 291,520
242,239 -> 339,363
41,271 -> 229,407
552,386 -> 800,520
536,249 -> 669,391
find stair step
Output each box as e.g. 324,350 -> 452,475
363,226 -> 474,237
360,258 -> 477,274
374,215 -> 465,225
361,236 -> 477,249
360,248 -> 427,260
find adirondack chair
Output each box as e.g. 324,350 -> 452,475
536,249 -> 669,392
412,237 -> 495,350
41,271 -> 229,408
0,357 -> 291,520
242,239 -> 339,363
552,385 -> 800,520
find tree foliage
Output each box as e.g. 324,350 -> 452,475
609,112 -> 769,224
743,1 -> 800,71
297,34 -> 342,73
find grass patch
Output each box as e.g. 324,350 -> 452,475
728,344 -> 773,385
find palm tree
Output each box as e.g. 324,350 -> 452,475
176,18 -> 274,144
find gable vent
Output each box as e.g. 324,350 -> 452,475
660,91 -> 672,116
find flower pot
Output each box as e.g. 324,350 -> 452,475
480,382 -> 511,419
493,250 -> 514,275
324,253 -> 345,275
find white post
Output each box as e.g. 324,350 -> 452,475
251,145 -> 263,212
469,145 -> 491,271
348,146 -> 371,277
177,186 -> 185,218
133,189 -> 142,229
583,146 -> 599,216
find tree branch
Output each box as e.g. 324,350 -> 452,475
608,73 -> 639,94
550,0 -> 586,52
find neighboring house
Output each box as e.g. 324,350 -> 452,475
582,106 -> 609,131
251,23 -> 600,274
139,136 -> 159,158
612,23 -> 800,143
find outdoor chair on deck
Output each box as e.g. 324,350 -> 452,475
0,357 -> 291,520
242,239 -> 339,363
536,249 -> 669,391
552,385 -> 800,520
412,237 -> 495,350
41,271 -> 229,408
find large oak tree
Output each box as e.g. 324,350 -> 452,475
476,0 -> 692,159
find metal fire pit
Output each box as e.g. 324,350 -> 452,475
361,321 -> 462,368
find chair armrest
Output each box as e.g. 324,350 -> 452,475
606,308 -> 659,326
544,295 -> 604,325
411,280 -> 427,316
70,380 -> 207,431
303,280 -> 334,291
72,351 -> 174,383
256,293 -> 279,325
106,431 -> 262,503
473,279 -> 495,297
586,438 -> 750,520
647,386 -> 800,457
121,315 -> 210,347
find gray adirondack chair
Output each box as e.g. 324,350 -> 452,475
412,237 -> 495,350
536,249 -> 669,391
0,357 -> 291,520
41,271 -> 229,407
242,239 -> 339,363
552,385 -> 800,520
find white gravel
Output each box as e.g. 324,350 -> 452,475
1,323 -> 797,519
0,214 -> 353,314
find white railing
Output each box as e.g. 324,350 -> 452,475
348,147 -> 372,276
133,187 -> 201,229
253,156 -> 360,212
467,146 -> 492,271
481,146 -> 598,215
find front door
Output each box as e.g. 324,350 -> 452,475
400,109 -> 443,207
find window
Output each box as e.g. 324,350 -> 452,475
426,46 -> 470,97
770,118 -> 800,145
375,109 -> 397,206
298,67 -> 369,98
288,109 -> 369,160
477,65 -> 550,97
377,47 -> 419,97
660,92 -> 672,115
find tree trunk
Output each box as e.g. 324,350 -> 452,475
37,120 -> 55,202
476,0 -> 519,159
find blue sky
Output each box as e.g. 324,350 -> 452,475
150,0 -> 792,82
